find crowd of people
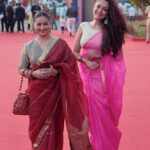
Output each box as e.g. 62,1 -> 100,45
0,0 -> 78,36
118,2 -> 139,20
0,0 -> 150,42
0,0 -> 25,32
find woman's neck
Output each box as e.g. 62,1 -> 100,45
36,35 -> 52,49
37,35 -> 51,43
90,20 -> 102,30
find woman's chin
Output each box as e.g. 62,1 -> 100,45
39,33 -> 49,37
94,16 -> 105,21
94,16 -> 103,21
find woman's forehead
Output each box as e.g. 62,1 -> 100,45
35,16 -> 49,22
95,0 -> 109,8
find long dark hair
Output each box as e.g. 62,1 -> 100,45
96,0 -> 128,57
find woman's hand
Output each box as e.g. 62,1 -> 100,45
32,65 -> 58,79
87,50 -> 101,59
85,60 -> 100,70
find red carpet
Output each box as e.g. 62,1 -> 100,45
0,31 -> 149,150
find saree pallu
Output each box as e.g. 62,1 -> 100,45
27,39 -> 90,150
79,31 -> 126,150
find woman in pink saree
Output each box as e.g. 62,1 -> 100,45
18,11 -> 90,150
73,0 -> 127,149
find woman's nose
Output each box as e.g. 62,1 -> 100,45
41,24 -> 45,29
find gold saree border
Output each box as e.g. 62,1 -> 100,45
67,117 -> 91,150
32,96 -> 61,148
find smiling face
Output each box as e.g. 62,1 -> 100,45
34,16 -> 51,37
93,0 -> 109,21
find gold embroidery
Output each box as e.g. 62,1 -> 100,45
67,117 -> 91,150
38,36 -> 59,62
32,96 -> 60,148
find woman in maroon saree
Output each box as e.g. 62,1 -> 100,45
18,11 -> 90,150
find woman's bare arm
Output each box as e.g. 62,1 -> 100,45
73,26 -> 89,63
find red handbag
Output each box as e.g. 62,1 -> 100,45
13,73 -> 29,115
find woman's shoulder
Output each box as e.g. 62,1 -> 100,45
79,22 -> 89,29
57,37 -> 68,46
57,38 -> 71,52
24,39 -> 37,48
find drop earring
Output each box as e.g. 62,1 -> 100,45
104,17 -> 108,25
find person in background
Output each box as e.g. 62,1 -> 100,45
66,3 -> 78,36
128,5 -> 136,21
41,3 -> 50,16
31,0 -> 41,18
28,11 -> 34,31
13,1 -> 18,28
6,0 -> 15,32
15,2 -> 26,32
59,2 -> 67,20
0,0 -> 7,32
121,2 -> 128,20
145,1 -> 150,43
18,10 -> 91,150
73,0 -> 127,149
51,2 -> 57,30
26,1 -> 32,30
60,15 -> 66,34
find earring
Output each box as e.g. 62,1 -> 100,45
104,17 -> 108,25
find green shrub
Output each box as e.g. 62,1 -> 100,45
127,20 -> 146,39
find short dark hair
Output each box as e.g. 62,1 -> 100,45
33,11 -> 50,22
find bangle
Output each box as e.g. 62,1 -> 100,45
22,69 -> 27,76
24,70 -> 32,78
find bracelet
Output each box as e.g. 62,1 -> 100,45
22,69 -> 27,76
24,69 -> 33,78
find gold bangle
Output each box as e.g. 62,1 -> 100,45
24,70 -> 32,78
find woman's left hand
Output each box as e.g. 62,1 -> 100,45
87,50 -> 101,59
49,65 -> 58,77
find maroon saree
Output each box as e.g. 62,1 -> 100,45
26,38 -> 90,150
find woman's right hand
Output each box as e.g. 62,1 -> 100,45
85,60 -> 100,70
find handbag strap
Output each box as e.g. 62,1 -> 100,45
19,70 -> 25,92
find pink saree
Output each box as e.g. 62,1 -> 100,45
26,38 -> 90,150
79,31 -> 126,150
